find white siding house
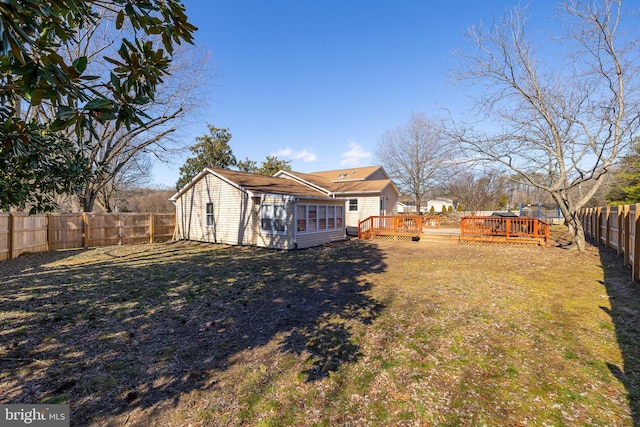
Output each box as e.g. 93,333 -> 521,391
275,166 -> 400,229
171,168 -> 346,250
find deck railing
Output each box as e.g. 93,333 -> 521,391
358,215 -> 423,239
460,216 -> 550,243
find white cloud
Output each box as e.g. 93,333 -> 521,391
273,147 -> 317,163
340,141 -> 372,167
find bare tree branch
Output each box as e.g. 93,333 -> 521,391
447,0 -> 640,251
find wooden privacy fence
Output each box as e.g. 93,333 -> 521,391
0,212 -> 175,261
579,205 -> 640,281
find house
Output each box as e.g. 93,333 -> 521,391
170,168 -> 346,250
426,198 -> 454,213
275,166 -> 399,229
397,197 -> 455,214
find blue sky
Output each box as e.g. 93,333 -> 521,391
152,1 -> 556,188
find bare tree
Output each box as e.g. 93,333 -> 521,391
376,113 -> 454,213
96,151 -> 153,212
37,9 -> 210,211
447,0 -> 640,252
446,169 -> 506,213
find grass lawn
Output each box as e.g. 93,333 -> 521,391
1,230 -> 639,426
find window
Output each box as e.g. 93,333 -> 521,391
297,205 -> 307,232
327,206 -> 335,229
260,204 -> 286,233
308,206 -> 317,231
296,204 -> 344,234
260,204 -> 272,231
273,205 -> 286,232
318,206 -> 326,230
206,203 -> 214,226
349,199 -> 358,212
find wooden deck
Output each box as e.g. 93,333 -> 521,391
459,216 -> 550,246
358,215 -> 551,246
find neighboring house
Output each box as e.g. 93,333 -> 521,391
398,197 -> 455,214
170,168 -> 346,250
275,166 -> 399,229
426,198 -> 454,213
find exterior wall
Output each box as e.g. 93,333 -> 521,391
254,195 -> 296,250
380,185 -> 398,216
295,228 -> 345,249
345,195 -> 386,228
175,174 -> 254,245
366,169 -> 388,181
294,199 -> 346,249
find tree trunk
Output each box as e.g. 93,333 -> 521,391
552,193 -> 587,252
79,189 -> 98,212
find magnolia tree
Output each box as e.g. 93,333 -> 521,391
0,0 -> 196,212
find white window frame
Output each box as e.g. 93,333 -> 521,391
206,202 -> 214,227
260,203 -> 286,234
349,198 -> 358,212
296,203 -> 344,234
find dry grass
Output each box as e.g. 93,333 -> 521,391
0,229 -> 638,426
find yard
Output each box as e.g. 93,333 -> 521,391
1,230 -> 638,426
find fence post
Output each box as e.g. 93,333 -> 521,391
8,213 -> 14,260
617,207 -> 623,255
46,213 -> 52,252
83,213 -> 90,248
596,207 -> 602,244
118,214 -> 124,246
623,205 -> 630,265
631,203 -> 640,282
149,213 -> 155,243
604,206 -> 611,248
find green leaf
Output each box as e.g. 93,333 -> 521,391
115,10 -> 125,29
73,56 -> 87,73
84,98 -> 113,111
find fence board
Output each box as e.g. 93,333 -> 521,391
0,214 -> 9,261
48,214 -> 84,250
580,204 -> 640,283
122,213 -> 151,245
152,213 -> 176,242
0,212 -> 176,260
86,213 -> 121,247
11,213 -> 48,259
